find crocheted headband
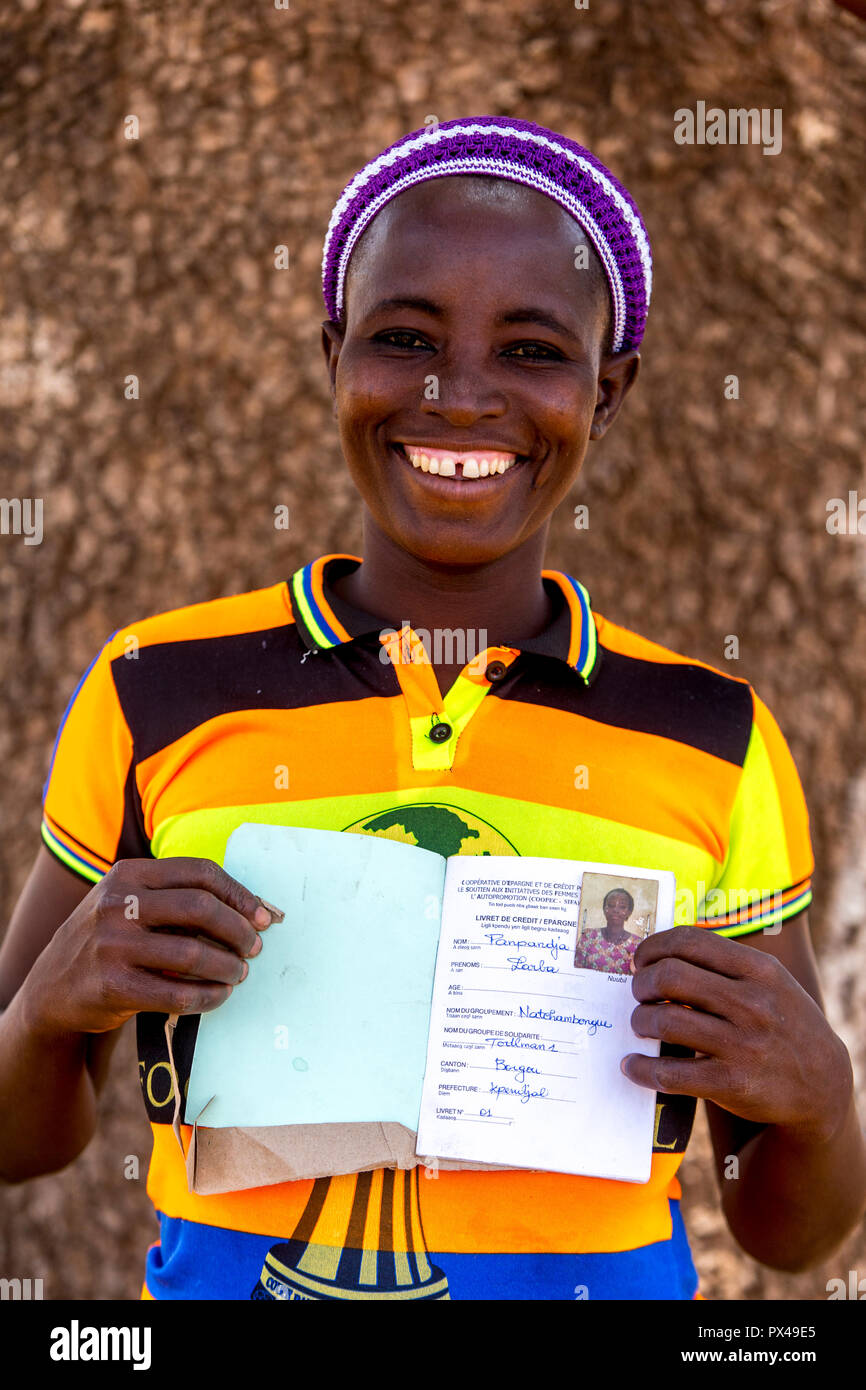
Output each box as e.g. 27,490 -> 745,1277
322,115 -> 653,353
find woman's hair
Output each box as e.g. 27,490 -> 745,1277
322,115 -> 653,355
603,887 -> 634,913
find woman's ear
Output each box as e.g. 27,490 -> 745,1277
321,320 -> 344,416
590,348 -> 641,441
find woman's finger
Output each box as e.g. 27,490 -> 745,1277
129,886 -> 265,958
132,930 -> 255,985
620,1051 -> 731,1099
630,1000 -> 733,1055
631,955 -> 743,1018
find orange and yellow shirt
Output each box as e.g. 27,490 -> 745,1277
40,553 -> 813,1300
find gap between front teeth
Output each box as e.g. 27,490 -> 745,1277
403,447 -> 517,477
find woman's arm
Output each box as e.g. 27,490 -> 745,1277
704,912 -> 866,1271
622,912 -> 866,1272
0,848 -> 119,1181
0,847 -> 271,1183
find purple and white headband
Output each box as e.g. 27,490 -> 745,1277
321,116 -> 653,353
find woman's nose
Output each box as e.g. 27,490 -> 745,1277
419,356 -> 508,424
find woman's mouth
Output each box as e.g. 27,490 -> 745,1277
389,441 -> 530,491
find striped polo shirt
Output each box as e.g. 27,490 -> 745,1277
40,551 -> 813,1301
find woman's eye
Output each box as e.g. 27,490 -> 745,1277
372,333 -> 563,359
505,342 -> 564,360
374,330 -> 430,349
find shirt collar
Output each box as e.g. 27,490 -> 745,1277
287,553 -> 601,685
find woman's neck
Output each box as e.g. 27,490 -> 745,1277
331,517 -> 557,646
603,925 -> 630,942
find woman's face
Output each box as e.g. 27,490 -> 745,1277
321,175 -> 639,567
603,892 -> 633,930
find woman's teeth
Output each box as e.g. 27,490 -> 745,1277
401,445 -> 517,478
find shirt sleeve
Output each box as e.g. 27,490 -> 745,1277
699,687 -> 814,936
40,632 -> 148,885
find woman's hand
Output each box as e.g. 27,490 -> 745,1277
18,857 -> 279,1040
621,924 -> 853,1144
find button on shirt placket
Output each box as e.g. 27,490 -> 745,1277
378,626 -> 520,773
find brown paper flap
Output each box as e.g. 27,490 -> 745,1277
163,1013 -> 516,1193
190,1123 -> 412,1193
189,1122 -> 517,1194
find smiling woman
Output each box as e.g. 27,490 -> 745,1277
318,119 -> 648,696
3,114 -> 863,1306
322,149 -> 642,582
333,177 -> 619,516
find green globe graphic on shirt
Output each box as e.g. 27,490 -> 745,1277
249,802 -> 517,1301
344,802 -> 518,857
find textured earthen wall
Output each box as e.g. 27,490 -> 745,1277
1,0 -> 864,1299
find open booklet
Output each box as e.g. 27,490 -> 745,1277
180,823 -> 675,1189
